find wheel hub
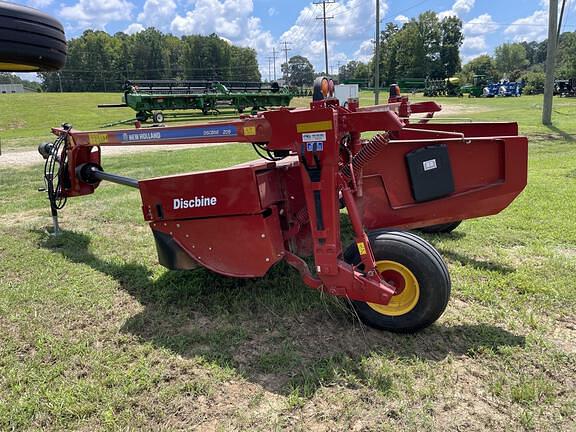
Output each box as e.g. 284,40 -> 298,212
368,260 -> 420,316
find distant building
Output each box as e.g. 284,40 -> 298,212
0,84 -> 25,93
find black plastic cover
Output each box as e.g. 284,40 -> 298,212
405,144 -> 455,202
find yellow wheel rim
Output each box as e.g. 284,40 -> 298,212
0,62 -> 40,71
368,260 -> 420,316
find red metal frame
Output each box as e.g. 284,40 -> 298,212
50,96 -> 528,307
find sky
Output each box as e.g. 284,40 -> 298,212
9,0 -> 576,80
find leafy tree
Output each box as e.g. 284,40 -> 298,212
417,11 -> 443,77
494,43 -> 529,77
339,60 -> 369,82
393,11 -> 449,78
460,54 -> 498,83
282,56 -> 315,86
377,23 -> 400,85
394,19 -> 424,77
374,11 -> 462,82
520,71 -> 545,94
39,29 -> 261,91
440,16 -> 464,77
557,32 -> 576,77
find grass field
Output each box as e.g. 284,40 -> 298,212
0,92 -> 574,152
0,92 -> 575,431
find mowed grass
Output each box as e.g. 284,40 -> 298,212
0,92 -> 575,431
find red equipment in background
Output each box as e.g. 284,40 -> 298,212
40,78 -> 528,333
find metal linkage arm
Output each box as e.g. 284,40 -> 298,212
52,117 -> 272,148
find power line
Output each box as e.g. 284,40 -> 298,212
557,0 -> 568,41
267,56 -> 273,82
331,0 -> 385,18
280,41 -> 292,83
462,21 -> 576,28
281,41 -> 292,65
379,0 -> 431,23
325,0 -> 347,16
560,0 -> 572,35
332,0 -> 363,17
297,3 -> 320,33
272,47 -> 278,80
336,60 -> 343,75
315,0 -> 335,75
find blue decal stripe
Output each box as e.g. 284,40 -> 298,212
117,126 -> 238,142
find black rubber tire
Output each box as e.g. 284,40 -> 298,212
152,111 -> 164,123
0,3 -> 66,72
418,221 -> 462,234
344,230 -> 451,333
136,111 -> 148,122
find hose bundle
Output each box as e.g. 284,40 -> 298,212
40,130 -> 69,212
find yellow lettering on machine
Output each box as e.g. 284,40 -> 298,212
357,242 -> 367,255
296,120 -> 333,134
244,126 -> 256,136
88,133 -> 108,145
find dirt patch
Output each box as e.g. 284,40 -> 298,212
431,358 -> 513,431
434,103 -> 492,117
551,317 -> 576,354
554,246 -> 576,259
0,119 -> 26,132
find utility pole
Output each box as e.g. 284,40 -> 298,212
315,0 -> 335,75
542,0 -> 558,125
272,48 -> 278,81
267,56 -> 273,82
375,0 -> 380,104
281,41 -> 292,83
281,42 -> 291,67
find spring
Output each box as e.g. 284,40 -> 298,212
341,133 -> 389,178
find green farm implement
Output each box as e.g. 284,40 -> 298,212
423,77 -> 462,97
99,80 -> 295,123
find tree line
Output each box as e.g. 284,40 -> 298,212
40,28 -> 261,92
340,12 -> 464,85
25,11 -> 576,93
461,33 -> 576,94
339,10 -> 576,94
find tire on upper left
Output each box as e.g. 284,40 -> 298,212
0,3 -> 67,72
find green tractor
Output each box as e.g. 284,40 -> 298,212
460,75 -> 488,98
